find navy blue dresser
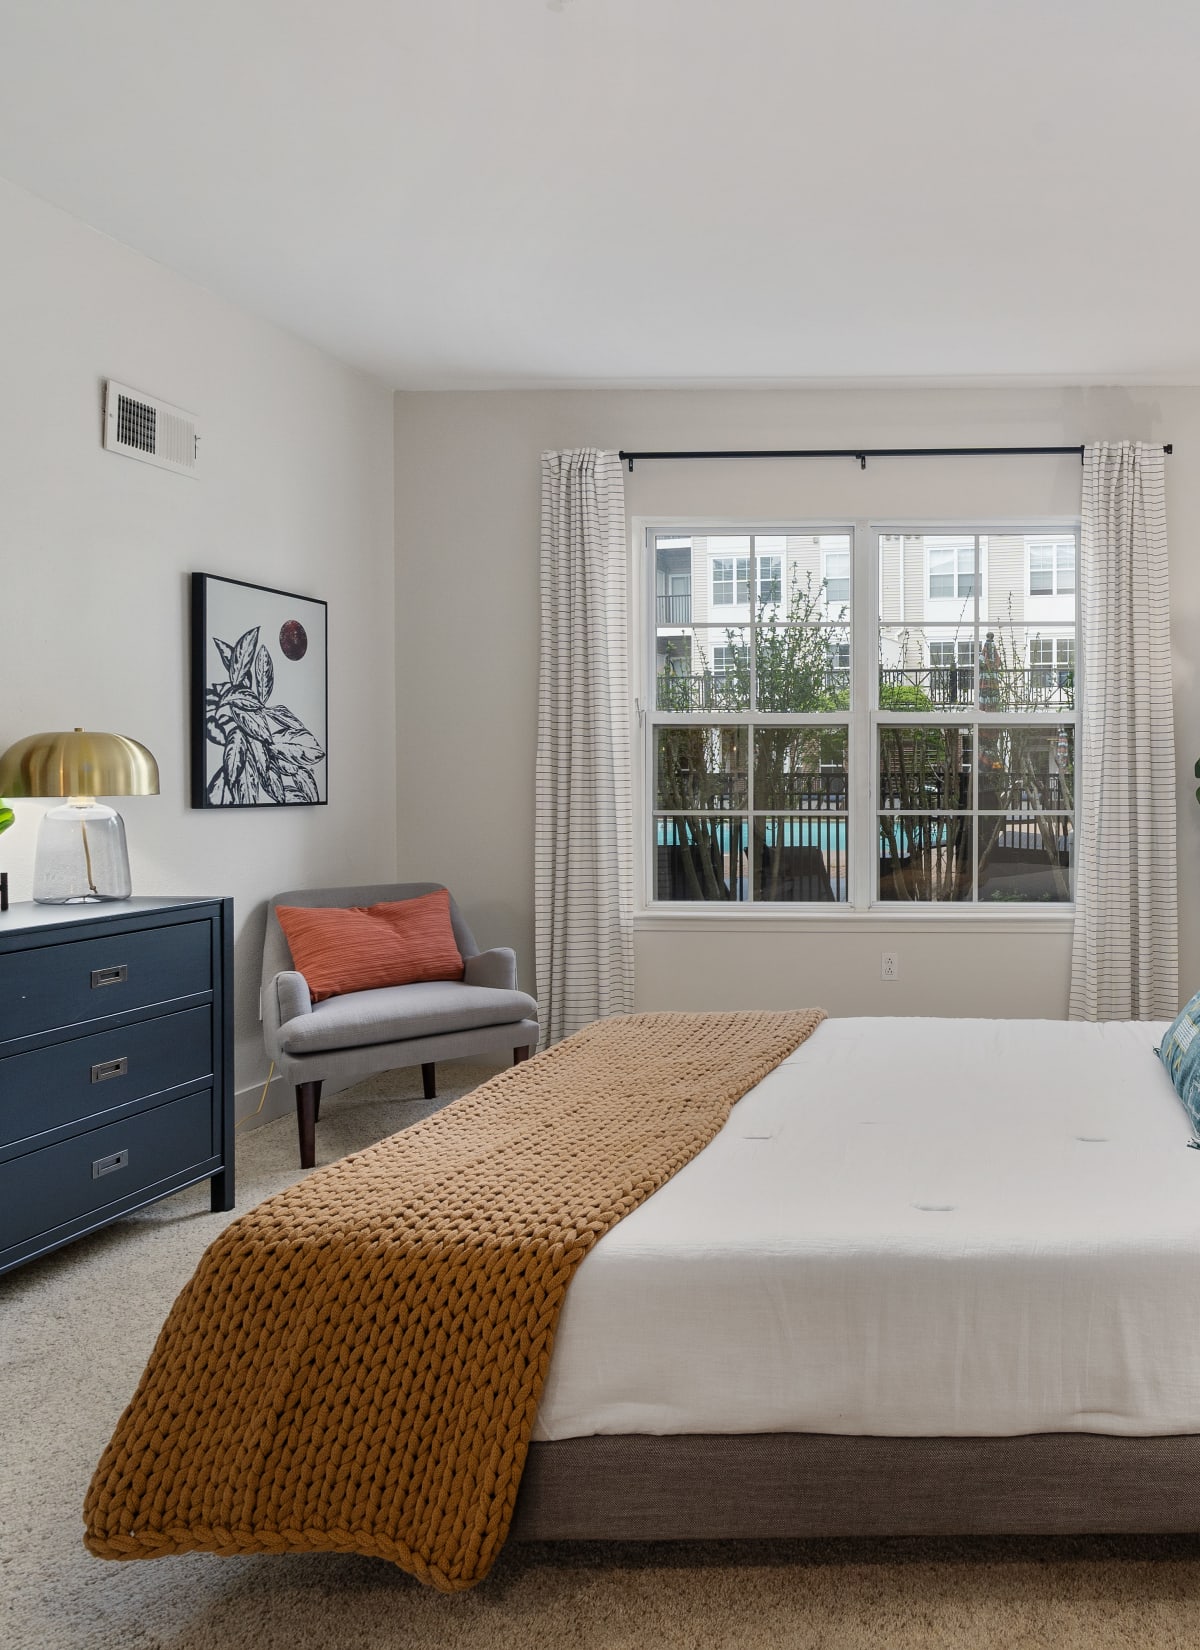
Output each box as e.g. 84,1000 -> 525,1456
0,896 -> 234,1273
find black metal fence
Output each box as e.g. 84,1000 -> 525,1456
658,664 -> 1073,713
654,816 -> 848,902
657,666 -> 851,712
881,666 -> 1073,710
662,767 -> 1071,814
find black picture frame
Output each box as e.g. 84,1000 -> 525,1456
190,573 -> 328,809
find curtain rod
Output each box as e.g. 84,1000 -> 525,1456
617,444 -> 1173,472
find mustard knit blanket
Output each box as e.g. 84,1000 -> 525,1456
84,1008 -> 826,1591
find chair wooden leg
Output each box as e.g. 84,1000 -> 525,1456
295,1081 -> 321,1170
514,1046 -> 531,1065
421,1062 -> 437,1100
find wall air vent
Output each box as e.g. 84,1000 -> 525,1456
103,380 -> 198,476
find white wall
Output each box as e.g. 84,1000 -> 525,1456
394,384 -> 1200,1019
0,179 -> 397,1106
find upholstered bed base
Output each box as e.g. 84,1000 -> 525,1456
512,1434 -> 1200,1541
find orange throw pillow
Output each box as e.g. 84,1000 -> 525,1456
275,890 -> 464,1002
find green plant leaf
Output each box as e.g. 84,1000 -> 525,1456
0,801 -> 13,836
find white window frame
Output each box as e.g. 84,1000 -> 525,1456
756,553 -> 783,607
876,525 -> 1078,909
822,544 -> 851,608
711,642 -> 744,679
647,524 -> 853,910
927,638 -> 975,669
1027,537 -> 1077,598
711,552 -> 751,608
1029,636 -> 1074,666
637,518 -> 1080,921
927,539 -> 977,602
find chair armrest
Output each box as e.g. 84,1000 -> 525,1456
463,947 -> 518,992
263,969 -> 312,1056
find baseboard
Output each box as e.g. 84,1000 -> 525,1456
234,1073 -> 290,1133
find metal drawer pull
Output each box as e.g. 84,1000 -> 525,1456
91,1056 -> 128,1083
91,964 -> 128,988
92,1149 -> 129,1180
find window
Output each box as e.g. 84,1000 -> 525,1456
823,546 -> 850,607
656,537 -> 693,626
1028,636 -> 1074,701
657,635 -> 691,679
651,530 -> 850,904
712,555 -> 750,607
928,539 -> 976,601
648,523 -> 1077,908
712,642 -> 748,680
1028,538 -> 1076,597
880,530 -> 1074,904
928,640 -> 975,669
757,554 -> 783,607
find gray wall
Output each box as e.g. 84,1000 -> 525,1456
394,384 -> 1200,1019
0,179 -> 398,1109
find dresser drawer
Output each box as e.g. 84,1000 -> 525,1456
0,1005 -> 213,1151
0,920 -> 212,1044
0,1089 -> 216,1254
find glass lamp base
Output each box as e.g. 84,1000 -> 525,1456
33,803 -> 132,903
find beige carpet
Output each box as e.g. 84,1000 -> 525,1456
3,1063 -> 1200,1650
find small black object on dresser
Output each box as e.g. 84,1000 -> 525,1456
0,896 -> 234,1274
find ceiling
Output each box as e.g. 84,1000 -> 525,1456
1,0 -> 1198,389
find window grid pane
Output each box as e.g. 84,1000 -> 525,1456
873,723 -> 1074,904
877,815 -> 973,903
651,523 -> 1076,906
655,817 -> 748,901
753,816 -> 847,902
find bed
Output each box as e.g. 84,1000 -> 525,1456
513,1015 -> 1200,1541
85,1010 -> 1200,1586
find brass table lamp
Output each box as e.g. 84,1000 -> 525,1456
0,729 -> 159,903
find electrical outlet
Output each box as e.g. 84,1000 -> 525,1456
881,952 -> 898,981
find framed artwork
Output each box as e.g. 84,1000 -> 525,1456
190,573 -> 328,808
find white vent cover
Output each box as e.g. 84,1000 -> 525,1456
103,380 -> 198,476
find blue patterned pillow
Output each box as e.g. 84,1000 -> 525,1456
1158,992 -> 1200,1136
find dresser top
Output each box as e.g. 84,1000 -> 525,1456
0,897 -> 227,937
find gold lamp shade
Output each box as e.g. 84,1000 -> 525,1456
0,729 -> 159,904
0,729 -> 159,799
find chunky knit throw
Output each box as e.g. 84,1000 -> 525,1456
84,1008 -> 826,1591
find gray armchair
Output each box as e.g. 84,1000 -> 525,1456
262,882 -> 539,1167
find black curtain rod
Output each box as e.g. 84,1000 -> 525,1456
618,444 -> 1173,472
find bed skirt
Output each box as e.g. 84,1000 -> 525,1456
511,1433 -> 1200,1540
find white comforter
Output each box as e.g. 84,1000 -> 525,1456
534,1016 -> 1200,1439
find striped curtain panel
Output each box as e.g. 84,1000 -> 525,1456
535,449 -> 633,1045
1069,442 -> 1177,1020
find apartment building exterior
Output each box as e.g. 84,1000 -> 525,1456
655,531 -> 1075,712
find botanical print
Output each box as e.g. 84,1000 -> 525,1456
204,624 -> 325,805
191,574 -> 327,808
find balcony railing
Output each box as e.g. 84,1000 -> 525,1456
657,664 -> 1074,713
657,667 -> 850,712
657,593 -> 692,626
881,666 -> 1074,711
